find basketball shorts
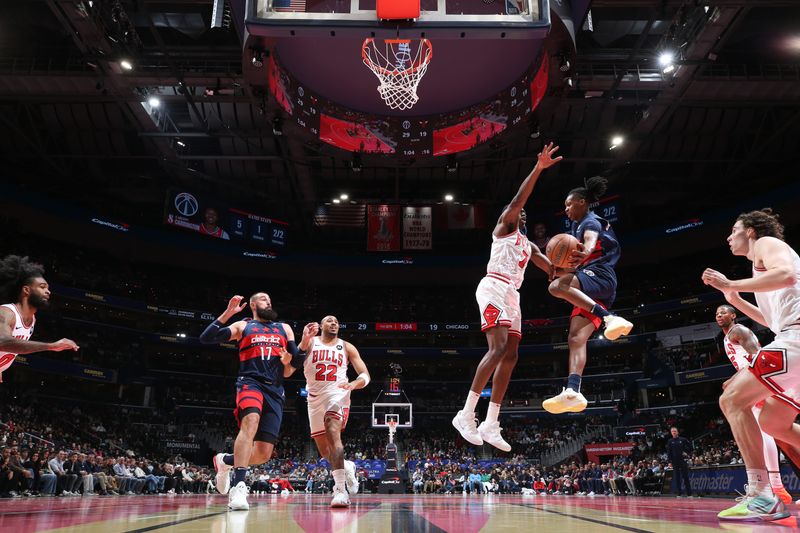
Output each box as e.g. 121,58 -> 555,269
475,275 -> 521,338
233,376 -> 285,443
307,387 -> 351,439
749,330 -> 800,412
572,263 -> 618,329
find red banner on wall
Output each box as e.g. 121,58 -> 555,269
367,205 -> 401,251
584,442 -> 635,464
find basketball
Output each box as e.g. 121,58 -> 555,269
545,233 -> 580,268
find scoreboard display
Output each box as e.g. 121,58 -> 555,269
267,51 -> 548,157
164,189 -> 288,249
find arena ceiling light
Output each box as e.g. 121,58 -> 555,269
332,198 -> 341,204
610,135 -> 624,149
148,96 -> 160,108
340,193 -> 349,200
444,194 -> 454,202
658,51 -> 675,73
120,59 -> 133,71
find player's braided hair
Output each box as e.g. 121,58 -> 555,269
569,176 -> 608,203
736,208 -> 784,241
0,255 -> 45,303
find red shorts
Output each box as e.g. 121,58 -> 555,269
571,302 -> 607,330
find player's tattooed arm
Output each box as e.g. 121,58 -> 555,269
0,307 -> 78,353
727,324 -> 761,356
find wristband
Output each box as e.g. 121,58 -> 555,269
357,373 -> 370,387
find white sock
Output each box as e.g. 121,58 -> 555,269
746,468 -> 771,496
463,390 -> 480,414
333,469 -> 346,491
769,471 -> 784,490
486,402 -> 501,423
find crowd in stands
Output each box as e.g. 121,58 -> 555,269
2,387 -> 756,500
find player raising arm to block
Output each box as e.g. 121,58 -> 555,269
452,142 -> 561,452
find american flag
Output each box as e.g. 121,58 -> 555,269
273,0 -> 306,12
314,204 -> 366,227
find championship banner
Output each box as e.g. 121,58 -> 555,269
367,205 -> 401,251
402,206 -> 432,250
584,442 -> 635,463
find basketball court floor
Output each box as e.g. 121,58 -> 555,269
1,494 -> 797,532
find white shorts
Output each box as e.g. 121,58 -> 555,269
475,276 -> 521,338
307,388 -> 351,439
750,329 -> 800,412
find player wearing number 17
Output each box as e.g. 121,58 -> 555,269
199,293 -> 313,511
453,142 -> 562,452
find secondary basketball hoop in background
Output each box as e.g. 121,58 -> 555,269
387,417 -> 399,444
361,38 -> 433,111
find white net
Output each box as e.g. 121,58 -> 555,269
362,38 -> 433,111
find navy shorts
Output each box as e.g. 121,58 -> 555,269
234,376 -> 285,443
575,262 -> 617,308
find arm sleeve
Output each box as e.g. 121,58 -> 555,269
286,340 -> 307,369
199,320 -> 232,344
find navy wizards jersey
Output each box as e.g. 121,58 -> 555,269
570,211 -> 620,268
238,319 -> 288,383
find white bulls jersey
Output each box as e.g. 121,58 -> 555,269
723,331 -> 753,372
303,337 -> 349,395
0,303 -> 35,377
486,230 -> 531,290
754,246 -> 800,334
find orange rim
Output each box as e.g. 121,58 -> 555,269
362,38 -> 433,77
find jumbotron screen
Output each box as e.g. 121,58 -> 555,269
164,189 -> 288,248
267,51 -> 547,156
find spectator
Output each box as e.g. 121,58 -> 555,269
667,427 -> 693,497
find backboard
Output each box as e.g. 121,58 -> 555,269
246,0 -> 550,39
372,402 -> 413,428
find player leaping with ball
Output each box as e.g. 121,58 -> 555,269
452,142 -> 561,452
543,176 -> 633,414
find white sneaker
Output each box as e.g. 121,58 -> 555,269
228,482 -> 249,511
452,410 -> 483,445
588,491 -> 595,497
344,460 -> 359,494
602,315 -> 633,341
214,453 -> 232,495
330,488 -> 350,508
542,388 -> 588,414
477,420 -> 511,452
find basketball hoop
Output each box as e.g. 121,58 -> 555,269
387,420 -> 398,444
361,38 -> 432,111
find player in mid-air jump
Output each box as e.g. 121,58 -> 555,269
452,142 -> 561,452
543,176 -> 632,414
